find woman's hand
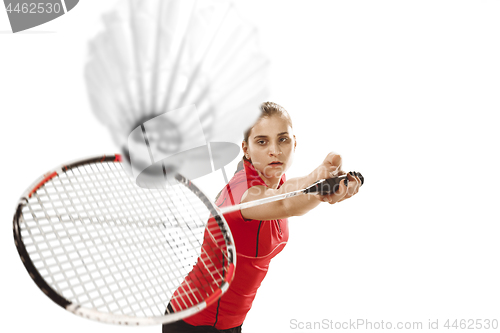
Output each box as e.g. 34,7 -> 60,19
315,152 -> 362,204
320,171 -> 362,204
314,152 -> 343,180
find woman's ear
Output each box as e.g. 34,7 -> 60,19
293,135 -> 297,151
242,141 -> 249,159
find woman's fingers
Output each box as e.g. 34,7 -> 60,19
348,172 -> 361,196
327,152 -> 342,169
324,152 -> 342,177
321,176 -> 348,204
338,172 -> 361,201
323,172 -> 361,204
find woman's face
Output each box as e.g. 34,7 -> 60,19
243,115 -> 296,186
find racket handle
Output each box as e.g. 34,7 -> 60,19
303,171 -> 364,195
303,175 -> 348,195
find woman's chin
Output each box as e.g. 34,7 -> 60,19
262,166 -> 284,179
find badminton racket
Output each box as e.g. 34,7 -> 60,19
13,154 -> 362,326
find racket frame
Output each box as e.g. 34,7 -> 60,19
12,154 -> 236,325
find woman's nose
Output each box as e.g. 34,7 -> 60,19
269,142 -> 282,156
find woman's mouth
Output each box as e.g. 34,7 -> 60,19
268,161 -> 283,167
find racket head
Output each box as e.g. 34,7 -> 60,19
12,154 -> 235,325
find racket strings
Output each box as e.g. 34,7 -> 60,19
19,161 -> 229,318
97,163 -> 226,315
82,163 -> 176,315
63,164 -> 136,313
25,164 -> 186,316
34,163 -> 169,315
165,182 -> 228,312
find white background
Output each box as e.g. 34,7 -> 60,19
1,1 -> 499,332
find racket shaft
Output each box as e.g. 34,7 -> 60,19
218,174 -> 355,215
218,189 -> 305,214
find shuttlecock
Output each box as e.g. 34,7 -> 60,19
84,0 -> 269,188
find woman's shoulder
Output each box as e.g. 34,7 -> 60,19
215,163 -> 263,206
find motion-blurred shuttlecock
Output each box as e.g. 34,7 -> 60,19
84,0 -> 269,187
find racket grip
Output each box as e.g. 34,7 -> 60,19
303,175 -> 348,195
303,171 -> 364,195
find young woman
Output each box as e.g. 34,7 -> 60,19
163,102 -> 362,332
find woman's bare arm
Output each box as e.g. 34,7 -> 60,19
239,153 -> 360,220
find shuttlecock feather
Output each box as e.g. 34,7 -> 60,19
85,0 -> 269,187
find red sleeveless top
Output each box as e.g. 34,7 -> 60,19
171,160 -> 289,329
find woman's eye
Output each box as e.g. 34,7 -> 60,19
280,137 -> 289,143
257,140 -> 266,145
